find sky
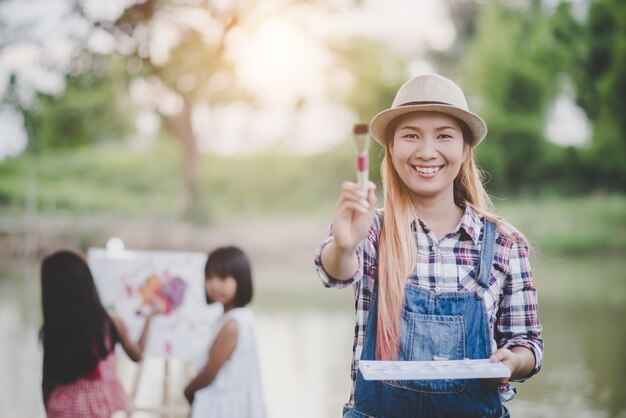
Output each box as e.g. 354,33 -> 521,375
0,0 -> 590,160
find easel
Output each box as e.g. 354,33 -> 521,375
91,240 -> 215,418
122,356 -> 192,418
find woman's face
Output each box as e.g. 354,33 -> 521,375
390,111 -> 467,204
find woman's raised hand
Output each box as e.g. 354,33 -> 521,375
332,181 -> 377,252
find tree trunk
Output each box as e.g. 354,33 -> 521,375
171,97 -> 202,218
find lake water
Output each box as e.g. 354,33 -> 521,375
1,254 -> 624,418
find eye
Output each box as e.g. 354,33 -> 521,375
401,133 -> 419,141
437,133 -> 453,141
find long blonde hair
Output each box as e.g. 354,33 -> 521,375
376,119 -> 497,360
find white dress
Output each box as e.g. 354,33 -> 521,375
191,307 -> 266,418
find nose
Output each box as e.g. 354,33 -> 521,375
413,137 -> 438,160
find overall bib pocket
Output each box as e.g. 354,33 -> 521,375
385,311 -> 466,393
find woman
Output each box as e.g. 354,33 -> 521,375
315,74 -> 543,417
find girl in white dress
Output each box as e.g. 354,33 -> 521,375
184,246 -> 266,418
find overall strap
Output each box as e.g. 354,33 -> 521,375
475,220 -> 497,299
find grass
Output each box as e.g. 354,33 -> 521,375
0,141 -> 353,221
0,142 -> 624,255
492,194 -> 626,255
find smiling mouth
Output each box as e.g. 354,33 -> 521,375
413,165 -> 443,174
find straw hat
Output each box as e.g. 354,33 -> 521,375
369,74 -> 487,147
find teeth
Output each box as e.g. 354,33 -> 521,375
415,166 -> 441,174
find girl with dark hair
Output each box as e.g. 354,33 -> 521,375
184,246 -> 266,418
40,249 -> 162,417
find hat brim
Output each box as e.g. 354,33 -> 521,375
369,104 -> 487,147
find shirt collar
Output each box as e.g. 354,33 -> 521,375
411,204 -> 482,244
456,204 -> 482,244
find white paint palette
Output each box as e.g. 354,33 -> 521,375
359,359 -> 511,380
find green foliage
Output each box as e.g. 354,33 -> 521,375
1,144 -> 624,256
334,37 -> 408,123
0,142 -> 180,215
23,55 -> 133,153
455,2 -> 563,193
198,140 -> 387,221
493,194 -> 626,255
3,0 -> 626,226
575,0 -> 626,190
108,0 -> 343,215
0,140 -> 356,220
441,0 -> 626,194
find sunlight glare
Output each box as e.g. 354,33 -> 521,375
229,18 -> 331,105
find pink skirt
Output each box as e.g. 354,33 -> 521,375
47,353 -> 128,418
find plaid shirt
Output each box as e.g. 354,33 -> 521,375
314,205 -> 543,404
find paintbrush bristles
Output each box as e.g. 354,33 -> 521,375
353,124 -> 370,153
353,124 -> 368,135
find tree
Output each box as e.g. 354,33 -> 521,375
575,0 -> 626,191
436,0 -> 626,194
451,1 -> 561,193
23,54 -> 133,154
2,0 -> 363,218
77,0 -> 362,218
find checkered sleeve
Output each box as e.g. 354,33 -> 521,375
314,211 -> 382,289
314,231 -> 364,288
496,233 -> 544,382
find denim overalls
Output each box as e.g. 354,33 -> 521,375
344,221 -> 509,418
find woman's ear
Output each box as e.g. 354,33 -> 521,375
462,143 -> 470,161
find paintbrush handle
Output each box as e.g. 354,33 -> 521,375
356,153 -> 368,192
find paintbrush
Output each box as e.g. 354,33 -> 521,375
353,123 -> 370,194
